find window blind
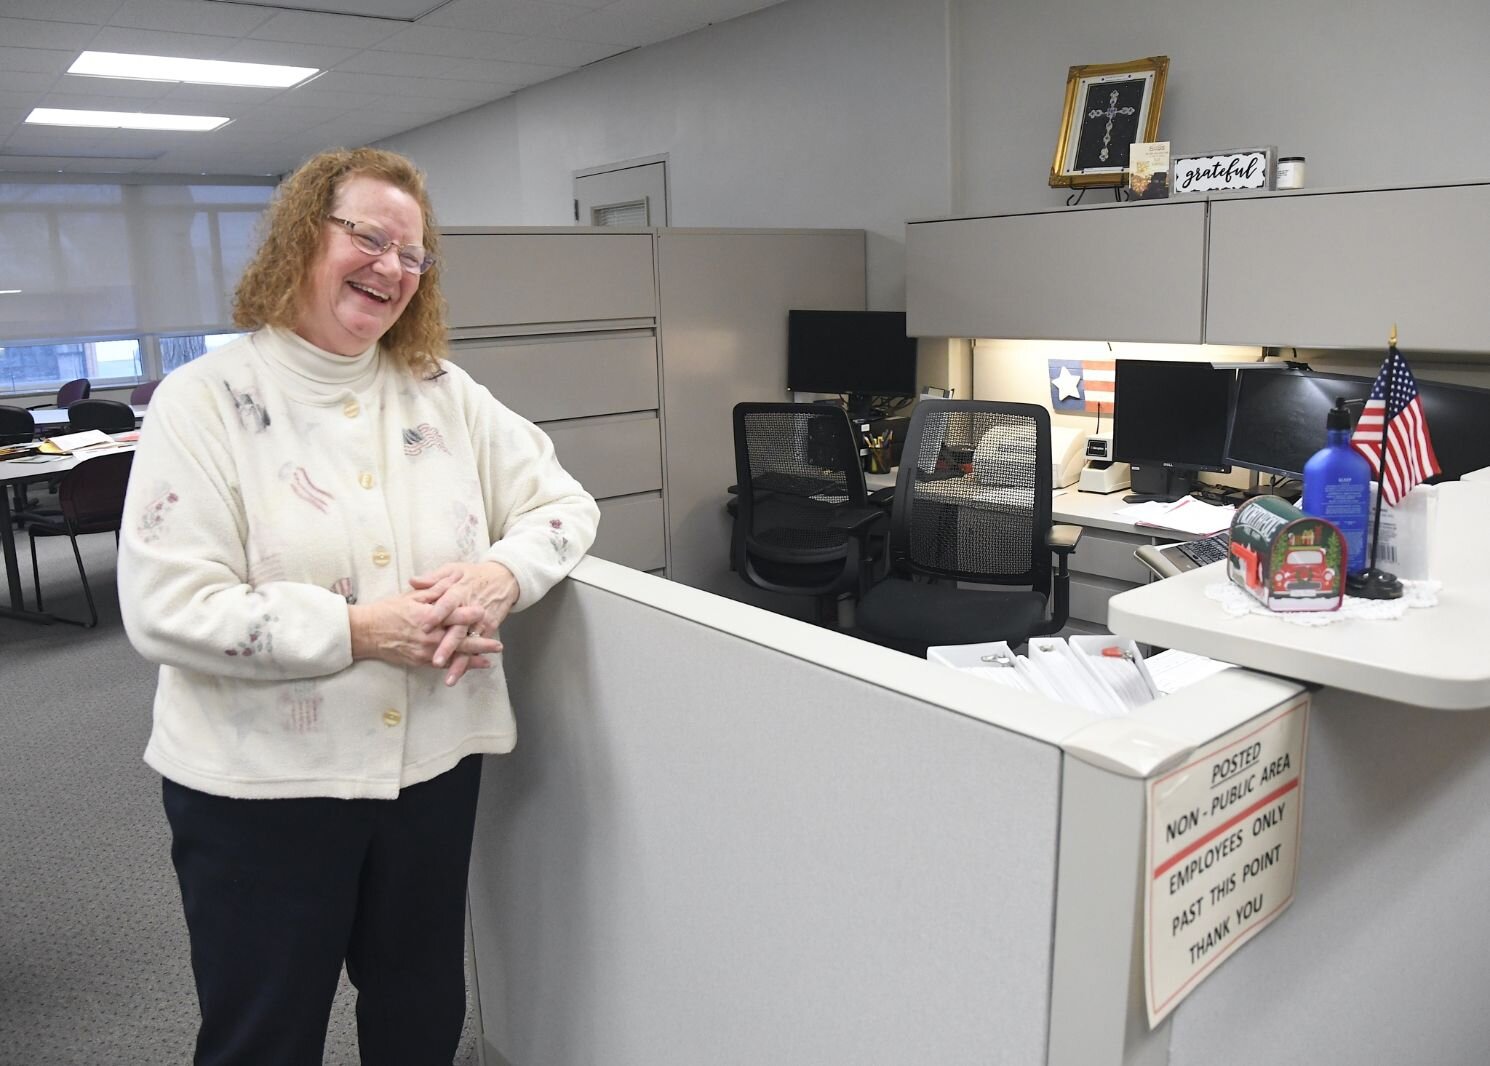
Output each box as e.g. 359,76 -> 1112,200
0,179 -> 274,344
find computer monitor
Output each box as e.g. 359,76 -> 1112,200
1227,368 -> 1490,484
787,310 -> 917,418
1226,369 -> 1374,479
1418,378 -> 1490,481
1112,359 -> 1234,502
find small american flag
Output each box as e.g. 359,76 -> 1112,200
1048,358 -> 1116,413
1350,345 -> 1440,506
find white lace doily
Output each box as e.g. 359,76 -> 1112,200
1204,579 -> 1441,626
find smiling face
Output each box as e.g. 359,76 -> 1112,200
294,173 -> 423,356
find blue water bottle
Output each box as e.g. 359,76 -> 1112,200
1301,397 -> 1372,576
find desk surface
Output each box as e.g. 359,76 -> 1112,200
867,468 -> 1200,539
1108,562 -> 1490,710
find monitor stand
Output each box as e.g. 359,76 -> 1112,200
1123,466 -> 1194,505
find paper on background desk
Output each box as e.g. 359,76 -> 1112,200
37,429 -> 124,455
1117,495 -> 1235,535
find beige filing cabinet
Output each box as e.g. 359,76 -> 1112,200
442,227 -> 667,574
439,226 -> 868,592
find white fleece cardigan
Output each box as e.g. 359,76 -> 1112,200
117,327 -> 599,799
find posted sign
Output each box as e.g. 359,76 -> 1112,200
1144,697 -> 1308,1026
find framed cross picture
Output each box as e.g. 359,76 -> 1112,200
1049,56 -> 1169,189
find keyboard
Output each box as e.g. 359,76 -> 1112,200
1175,530 -> 1230,567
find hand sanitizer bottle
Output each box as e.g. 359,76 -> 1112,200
1302,397 -> 1372,576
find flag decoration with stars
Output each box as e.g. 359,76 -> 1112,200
1047,358 -> 1116,413
1350,345 -> 1440,506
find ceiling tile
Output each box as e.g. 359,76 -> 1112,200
417,0 -> 591,36
0,17 -> 104,50
546,7 -> 705,46
306,69 -> 503,101
157,82 -> 285,107
504,35 -> 628,68
333,51 -> 544,87
109,0 -> 276,36
0,71 -> 60,94
600,0 -> 785,21
228,0 -> 446,17
249,10 -> 404,48
53,75 -> 173,99
0,0 -> 122,23
217,38 -> 357,68
0,47 -> 77,76
369,24 -> 528,61
86,26 -> 240,59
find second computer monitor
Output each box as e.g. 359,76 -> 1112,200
1226,369 -> 1374,479
1112,359 -> 1234,499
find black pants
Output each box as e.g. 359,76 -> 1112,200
162,755 -> 483,1066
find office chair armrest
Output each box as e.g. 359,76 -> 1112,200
1046,524 -> 1083,555
828,506 -> 888,535
867,486 -> 895,507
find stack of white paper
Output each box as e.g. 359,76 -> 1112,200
929,636 -> 1165,717
1115,495 -> 1235,535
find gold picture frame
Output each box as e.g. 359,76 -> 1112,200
1049,56 -> 1169,189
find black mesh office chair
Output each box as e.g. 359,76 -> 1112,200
730,402 -> 888,624
24,450 -> 134,628
65,398 -> 138,434
853,400 -> 1082,655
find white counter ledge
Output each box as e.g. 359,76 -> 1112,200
1108,562 -> 1490,710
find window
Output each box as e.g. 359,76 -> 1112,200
160,331 -> 243,374
0,177 -> 273,398
0,336 -> 141,394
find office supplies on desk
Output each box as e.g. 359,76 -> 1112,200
37,429 -> 123,455
1229,495 -> 1345,612
1116,495 -> 1235,535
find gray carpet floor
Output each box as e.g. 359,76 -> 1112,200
0,526 -> 480,1065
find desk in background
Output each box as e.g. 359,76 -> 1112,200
0,448 -> 133,624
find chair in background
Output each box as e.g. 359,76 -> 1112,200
65,399 -> 138,434
852,399 -> 1082,656
730,402 -> 887,625
29,377 -> 91,411
25,450 -> 134,628
129,379 -> 161,406
0,404 -> 39,519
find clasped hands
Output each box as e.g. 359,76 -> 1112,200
349,561 -> 520,687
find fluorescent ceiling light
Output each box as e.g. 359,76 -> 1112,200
69,51 -> 318,89
0,289 -> 21,295
26,108 -> 229,132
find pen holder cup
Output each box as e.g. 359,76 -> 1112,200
865,446 -> 891,474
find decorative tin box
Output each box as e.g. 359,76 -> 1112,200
1227,495 -> 1345,612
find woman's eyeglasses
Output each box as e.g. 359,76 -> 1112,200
326,215 -> 435,275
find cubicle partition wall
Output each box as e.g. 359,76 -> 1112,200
468,559 -> 1296,1065
472,559 -> 1085,1066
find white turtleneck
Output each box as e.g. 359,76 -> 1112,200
118,326 -> 600,800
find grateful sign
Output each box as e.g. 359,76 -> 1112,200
1172,147 -> 1275,194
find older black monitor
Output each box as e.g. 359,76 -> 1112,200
1112,359 -> 1234,501
787,309 -> 917,419
1226,369 -> 1374,479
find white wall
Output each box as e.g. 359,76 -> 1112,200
382,0 -> 952,310
385,0 -> 1490,312
952,0 -> 1490,215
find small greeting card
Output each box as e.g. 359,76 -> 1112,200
1128,141 -> 1171,200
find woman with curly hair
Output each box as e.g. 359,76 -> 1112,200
118,146 -> 599,1065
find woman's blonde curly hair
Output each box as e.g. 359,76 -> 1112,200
233,146 -> 446,377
